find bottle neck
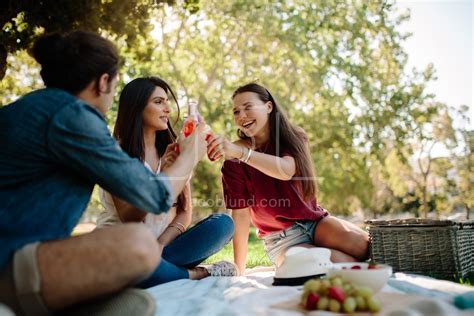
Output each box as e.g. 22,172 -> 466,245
188,101 -> 199,122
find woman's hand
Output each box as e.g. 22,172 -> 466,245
207,135 -> 245,161
177,123 -> 207,164
206,134 -> 225,161
161,143 -> 179,171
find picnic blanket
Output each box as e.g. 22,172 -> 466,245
146,267 -> 474,316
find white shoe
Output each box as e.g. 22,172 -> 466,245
206,261 -> 239,277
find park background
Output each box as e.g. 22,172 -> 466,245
1,0 -> 472,259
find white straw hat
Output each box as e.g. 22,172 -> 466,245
273,247 -> 333,286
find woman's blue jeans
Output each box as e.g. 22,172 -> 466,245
137,213 -> 234,288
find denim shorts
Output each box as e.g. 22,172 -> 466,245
262,221 -> 317,266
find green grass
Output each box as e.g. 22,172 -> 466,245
204,227 -> 272,268
459,277 -> 473,286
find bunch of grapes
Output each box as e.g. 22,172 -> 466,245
301,276 -> 381,313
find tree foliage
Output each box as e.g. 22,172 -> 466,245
0,0 -> 200,79
127,0 -> 438,214
1,0 -> 468,219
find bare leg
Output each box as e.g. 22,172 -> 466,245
38,223 -> 161,310
313,216 -> 369,261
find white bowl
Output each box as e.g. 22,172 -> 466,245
326,263 -> 392,292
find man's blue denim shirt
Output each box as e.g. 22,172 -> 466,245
0,88 -> 174,271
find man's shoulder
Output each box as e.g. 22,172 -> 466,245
40,90 -> 104,124
38,90 -> 109,143
20,88 -> 100,114
22,88 -> 76,104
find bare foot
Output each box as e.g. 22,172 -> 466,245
188,267 -> 209,280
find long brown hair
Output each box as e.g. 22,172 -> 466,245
232,83 -> 317,200
114,77 -> 187,210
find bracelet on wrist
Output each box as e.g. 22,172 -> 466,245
168,224 -> 184,234
174,222 -> 186,231
242,148 -> 252,163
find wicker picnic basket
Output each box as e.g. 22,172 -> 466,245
365,218 -> 474,280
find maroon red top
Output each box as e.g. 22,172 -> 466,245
221,148 -> 328,237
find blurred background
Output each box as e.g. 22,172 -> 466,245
1,0 -> 472,230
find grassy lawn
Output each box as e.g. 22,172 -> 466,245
204,227 -> 273,268
458,277 -> 473,286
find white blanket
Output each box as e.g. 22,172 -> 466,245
146,268 -> 472,316
146,267 -> 304,316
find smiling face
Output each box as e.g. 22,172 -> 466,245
232,91 -> 273,139
143,86 -> 171,131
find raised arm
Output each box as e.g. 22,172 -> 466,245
47,103 -> 206,215
224,139 -> 296,181
161,123 -> 207,198
111,142 -> 195,226
241,147 -> 295,180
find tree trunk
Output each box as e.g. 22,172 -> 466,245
422,186 -> 428,218
0,45 -> 6,81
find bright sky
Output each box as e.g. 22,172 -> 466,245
396,0 -> 473,129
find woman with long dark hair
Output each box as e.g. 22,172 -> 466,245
97,77 -> 237,287
209,83 -> 369,275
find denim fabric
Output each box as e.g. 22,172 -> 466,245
137,214 -> 234,288
0,88 -> 174,271
262,221 -> 317,265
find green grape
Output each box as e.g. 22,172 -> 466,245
343,297 -> 357,313
320,279 -> 331,292
328,299 -> 341,313
355,296 -> 367,311
303,279 -> 321,293
321,279 -> 331,289
355,286 -> 373,299
367,297 -> 381,313
330,276 -> 343,287
317,296 -> 329,310
343,284 -> 354,296
322,279 -> 331,287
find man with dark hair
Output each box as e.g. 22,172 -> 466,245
0,31 -> 208,315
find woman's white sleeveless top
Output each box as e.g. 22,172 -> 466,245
96,161 -> 174,238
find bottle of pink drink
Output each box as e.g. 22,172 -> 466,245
175,100 -> 215,161
183,100 -> 199,137
175,100 -> 198,154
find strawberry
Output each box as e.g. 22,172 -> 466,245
368,264 -> 378,270
305,293 -> 320,310
327,287 -> 345,303
351,265 -> 361,269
